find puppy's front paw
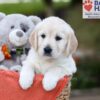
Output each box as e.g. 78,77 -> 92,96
19,72 -> 34,90
42,76 -> 58,91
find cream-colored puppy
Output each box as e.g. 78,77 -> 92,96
19,17 -> 78,91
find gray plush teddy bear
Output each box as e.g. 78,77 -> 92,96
0,12 -> 41,71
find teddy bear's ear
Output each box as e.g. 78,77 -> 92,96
0,12 -> 6,21
28,16 -> 41,25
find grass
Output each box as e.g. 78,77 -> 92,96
0,2 -> 69,14
0,2 -> 45,14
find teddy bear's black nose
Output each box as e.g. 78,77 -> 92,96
16,31 -> 23,37
44,46 -> 52,56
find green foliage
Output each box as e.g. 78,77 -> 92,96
71,0 -> 81,6
0,2 -> 45,14
66,5 -> 100,50
65,3 -> 100,89
72,58 -> 100,89
0,2 -> 69,14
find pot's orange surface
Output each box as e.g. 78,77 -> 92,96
0,70 -> 69,100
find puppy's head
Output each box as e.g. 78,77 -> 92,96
29,17 -> 78,60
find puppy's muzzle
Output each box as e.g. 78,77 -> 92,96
44,46 -> 52,56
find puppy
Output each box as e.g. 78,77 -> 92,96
19,17 -> 78,91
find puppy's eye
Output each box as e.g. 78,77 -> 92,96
41,34 -> 46,39
55,36 -> 62,41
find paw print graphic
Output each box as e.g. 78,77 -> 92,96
83,0 -> 93,11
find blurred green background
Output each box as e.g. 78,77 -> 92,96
0,0 -> 100,90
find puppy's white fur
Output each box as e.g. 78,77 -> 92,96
19,17 -> 78,91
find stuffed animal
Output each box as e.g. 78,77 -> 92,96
0,12 -> 41,71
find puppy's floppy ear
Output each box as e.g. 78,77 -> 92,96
66,28 -> 78,56
29,31 -> 38,51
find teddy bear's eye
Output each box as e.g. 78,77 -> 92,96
22,27 -> 27,32
11,25 -> 15,29
20,23 -> 29,32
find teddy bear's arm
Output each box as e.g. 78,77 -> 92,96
0,49 -> 5,62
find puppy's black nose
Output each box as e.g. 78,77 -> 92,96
44,46 -> 52,55
16,31 -> 23,37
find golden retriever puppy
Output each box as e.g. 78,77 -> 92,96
19,17 -> 78,91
